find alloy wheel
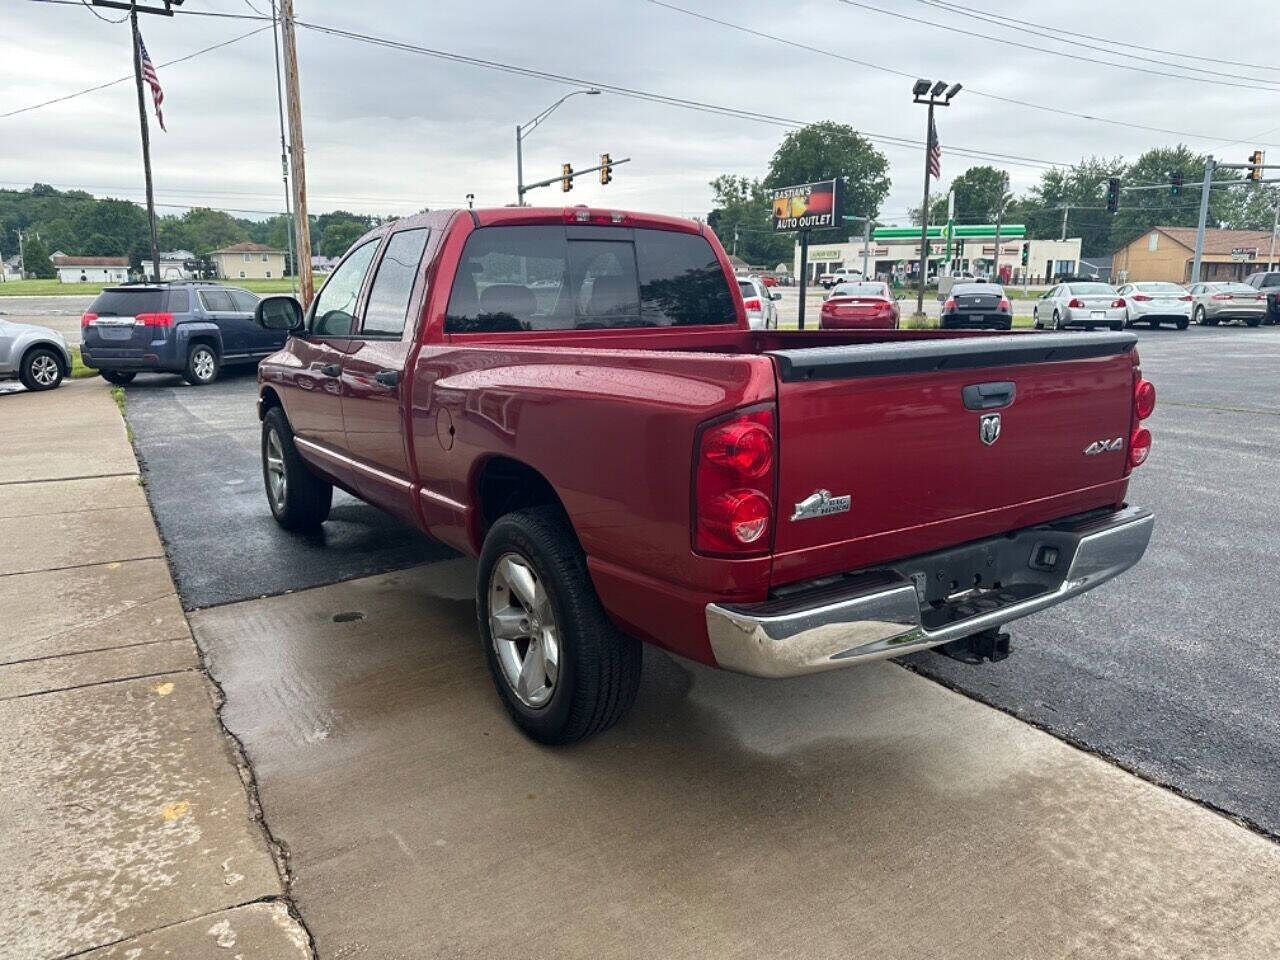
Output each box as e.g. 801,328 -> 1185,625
30,354 -> 59,387
265,427 -> 287,511
488,553 -> 560,708
193,348 -> 215,382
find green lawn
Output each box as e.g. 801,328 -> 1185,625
0,276 -> 313,297
69,346 -> 97,379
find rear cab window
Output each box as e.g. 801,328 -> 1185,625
445,225 -> 736,333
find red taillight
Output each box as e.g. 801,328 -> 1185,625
998,298 -> 1011,311
1112,298 -> 1126,308
137,312 -> 173,327
695,408 -> 775,555
1129,427 -> 1152,469
1068,298 -> 1085,308
943,298 -> 956,312
81,312 -> 97,328
1132,294 -> 1152,302
743,298 -> 762,312
1179,295 -> 1192,301
1134,378 -> 1156,420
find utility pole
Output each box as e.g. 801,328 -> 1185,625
1060,204 -> 1069,242
992,195 -> 1005,282
1190,156 -> 1215,285
269,0 -> 297,296
18,228 -> 25,279
127,2 -> 162,282
1269,203 -> 1278,271
279,0 -> 313,307
732,224 -> 739,257
861,217 -> 871,278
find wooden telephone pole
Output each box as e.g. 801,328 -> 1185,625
278,0 -> 313,307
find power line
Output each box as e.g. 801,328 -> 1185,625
836,0 -> 1280,94
78,0 -> 127,23
646,0 -> 1280,148
24,0 -> 268,21
914,0 -> 1280,75
0,26 -> 273,119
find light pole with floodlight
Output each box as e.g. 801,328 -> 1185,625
912,79 -> 961,318
516,89 -> 601,205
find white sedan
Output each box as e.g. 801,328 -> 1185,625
1033,281 -> 1126,331
1116,282 -> 1192,330
737,276 -> 780,330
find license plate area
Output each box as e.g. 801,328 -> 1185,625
1091,310 -> 1105,319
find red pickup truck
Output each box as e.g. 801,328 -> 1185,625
254,206 -> 1155,744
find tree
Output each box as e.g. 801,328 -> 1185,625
764,121 -> 891,244
22,235 -> 55,278
1018,156 -> 1123,257
177,207 -> 249,257
71,198 -> 150,262
319,219 -> 368,257
705,175 -> 791,267
1108,146 -> 1231,253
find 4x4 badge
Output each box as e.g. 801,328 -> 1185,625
791,489 -> 852,521
980,413 -> 1002,446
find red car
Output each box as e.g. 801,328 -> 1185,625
253,206 -> 1154,745
819,280 -> 901,329
760,274 -> 780,287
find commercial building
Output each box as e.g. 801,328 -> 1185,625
1111,227 -> 1279,284
209,242 -> 286,280
795,235 -> 1083,286
50,253 -> 129,284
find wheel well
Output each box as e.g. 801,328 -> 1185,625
474,456 -> 564,545
22,342 -> 67,376
259,385 -> 282,421
187,334 -> 220,357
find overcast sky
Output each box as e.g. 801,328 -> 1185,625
3,0 -> 1279,228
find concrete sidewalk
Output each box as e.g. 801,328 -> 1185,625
0,380 -> 310,960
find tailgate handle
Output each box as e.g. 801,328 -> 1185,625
963,381 -> 1016,410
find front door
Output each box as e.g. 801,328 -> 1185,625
340,226 -> 431,524
283,238 -> 381,484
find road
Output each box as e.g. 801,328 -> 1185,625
0,294 -> 93,344
114,323 -> 1280,841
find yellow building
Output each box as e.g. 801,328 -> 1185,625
209,242 -> 286,281
1112,227 -> 1277,284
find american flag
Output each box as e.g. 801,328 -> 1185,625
927,114 -> 941,179
138,34 -> 165,132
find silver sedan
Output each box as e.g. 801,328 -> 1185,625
0,317 -> 72,391
1189,281 -> 1268,327
1033,281 -> 1126,331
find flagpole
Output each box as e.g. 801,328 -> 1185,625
915,99 -> 934,319
130,1 -> 161,283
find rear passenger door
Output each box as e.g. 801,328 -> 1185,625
341,226 -> 431,521
197,288 -> 246,356
226,288 -> 272,354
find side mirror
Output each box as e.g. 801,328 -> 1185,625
256,295 -> 304,332
771,291 -> 783,301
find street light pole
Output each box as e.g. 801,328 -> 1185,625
515,89 -> 601,205
912,79 -> 960,319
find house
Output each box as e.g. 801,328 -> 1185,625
1,255 -> 22,282
209,242 -> 286,281
1111,227 -> 1279,284
51,252 -> 129,284
158,249 -> 197,280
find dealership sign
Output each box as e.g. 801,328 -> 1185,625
1231,247 -> 1258,261
770,179 -> 842,232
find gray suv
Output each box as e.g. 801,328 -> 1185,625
80,281 -> 287,386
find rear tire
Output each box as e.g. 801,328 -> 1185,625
262,406 -> 332,531
183,343 -> 220,385
1196,306 -> 1217,326
102,370 -> 136,385
1245,315 -> 1262,327
1109,321 -> 1124,331
19,347 -> 64,391
1052,310 -> 1064,330
1175,316 -> 1189,330
477,506 -> 641,745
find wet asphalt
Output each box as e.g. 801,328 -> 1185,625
119,324 -> 1280,838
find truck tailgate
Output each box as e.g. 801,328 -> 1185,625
766,332 -> 1138,583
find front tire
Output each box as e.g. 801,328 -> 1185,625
262,406 -> 332,530
477,506 -> 641,745
102,370 -> 136,385
183,343 -> 220,385
1196,306 -> 1217,326
19,347 -> 64,391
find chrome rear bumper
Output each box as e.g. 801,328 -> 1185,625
706,506 -> 1153,678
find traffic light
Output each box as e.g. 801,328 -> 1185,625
1169,171 -> 1183,197
600,153 -> 612,185
1248,150 -> 1265,182
1020,243 -> 1028,267
561,163 -> 573,193
1106,177 -> 1120,214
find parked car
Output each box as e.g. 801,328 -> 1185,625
252,206 -> 1155,745
759,275 -> 780,288
1115,282 -> 1192,329
1033,282 -> 1126,331
0,317 -> 72,392
1242,271 -> 1280,324
819,280 -> 900,329
737,275 -> 780,330
941,282 -> 1013,330
820,268 -> 863,289
1189,281 -> 1268,326
79,282 -> 281,386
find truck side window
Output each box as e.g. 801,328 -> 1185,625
446,226 -> 570,333
636,229 -> 737,326
363,228 -> 429,336
312,239 -> 379,337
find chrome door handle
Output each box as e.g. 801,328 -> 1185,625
374,369 -> 399,387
